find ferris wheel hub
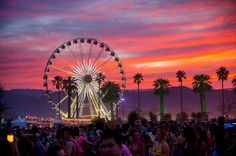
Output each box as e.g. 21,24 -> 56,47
84,75 -> 93,83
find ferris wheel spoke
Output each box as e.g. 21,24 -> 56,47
68,46 -> 80,66
70,95 -> 78,118
90,56 -> 113,76
50,65 -> 75,75
87,85 -> 99,117
80,86 -> 88,117
78,42 -> 85,65
55,94 -> 69,106
56,53 -> 74,68
92,47 -> 104,66
87,43 -> 93,64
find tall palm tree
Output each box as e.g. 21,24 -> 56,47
100,81 -> 121,120
232,75 -> 236,94
176,70 -> 186,113
153,78 -> 170,119
96,73 -> 106,118
133,72 -> 144,114
52,76 -> 63,120
62,76 -> 77,118
192,74 -> 212,113
216,66 -> 229,116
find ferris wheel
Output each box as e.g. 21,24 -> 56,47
43,38 -> 126,119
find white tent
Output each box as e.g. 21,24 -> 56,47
11,117 -> 26,128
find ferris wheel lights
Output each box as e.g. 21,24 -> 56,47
105,47 -> 110,51
120,70 -> 124,74
61,45 -> 65,49
118,63 -> 122,68
114,57 -> 119,61
67,42 -> 71,46
80,39 -> 84,43
73,40 -> 78,44
52,55 -> 56,59
44,68 -> 49,72
48,61 -> 52,65
93,40 -> 98,45
56,49 -> 60,53
45,90 -> 49,95
100,44 -> 104,48
110,52 -> 115,56
87,39 -> 91,43
43,82 -> 48,87
43,74 -> 48,79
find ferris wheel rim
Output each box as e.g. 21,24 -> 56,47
43,37 -> 126,119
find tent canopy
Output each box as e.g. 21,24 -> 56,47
11,117 -> 26,128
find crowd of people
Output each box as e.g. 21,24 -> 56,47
0,116 -> 235,156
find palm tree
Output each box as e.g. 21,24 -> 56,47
232,75 -> 236,94
192,74 -> 212,113
52,76 -> 63,119
216,66 -> 229,116
176,70 -> 186,113
62,76 -> 77,118
133,72 -> 144,114
96,73 -> 106,118
100,81 -> 121,120
153,78 -> 170,119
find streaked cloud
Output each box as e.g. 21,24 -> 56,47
0,0 -> 236,90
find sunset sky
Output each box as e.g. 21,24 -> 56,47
0,0 -> 236,90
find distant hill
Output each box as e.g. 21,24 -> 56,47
1,87 -> 236,119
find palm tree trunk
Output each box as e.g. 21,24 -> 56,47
222,80 -> 225,116
68,91 -> 71,119
200,93 -> 203,112
116,103 -> 119,120
110,102 -> 114,120
138,84 -> 140,114
58,90 -> 61,120
160,95 -> 164,119
180,81 -> 183,113
202,93 -> 206,113
76,93 -> 79,119
98,84 -> 101,118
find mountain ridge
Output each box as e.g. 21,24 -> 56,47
2,87 -> 236,118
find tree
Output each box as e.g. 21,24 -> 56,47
216,66 -> 229,116
52,75 -> 63,119
100,81 -> 121,120
96,73 -> 106,118
133,72 -> 144,114
176,112 -> 189,122
153,78 -> 170,119
192,74 -> 212,113
0,83 -> 9,125
62,76 -> 77,118
176,70 -> 186,113
232,75 -> 236,94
